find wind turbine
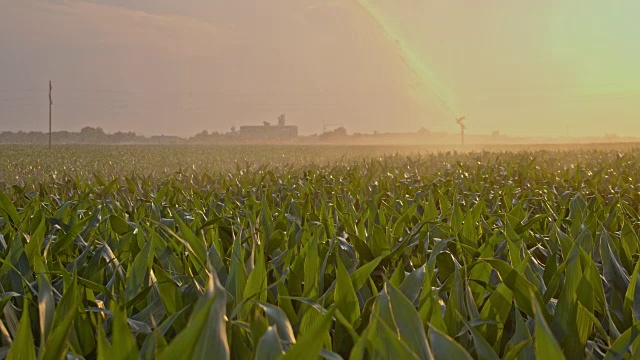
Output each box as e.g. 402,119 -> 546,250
456,116 -> 466,146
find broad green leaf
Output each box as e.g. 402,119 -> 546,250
7,299 -> 36,360
0,191 -> 21,228
111,307 -> 140,360
604,322 -> 640,360
258,302 -> 296,345
483,259 -> 540,317
158,270 -> 229,360
533,297 -> 566,360
124,236 -> 152,303
109,215 -> 134,235
52,216 -> 91,254
350,256 -> 383,292
303,237 -> 319,299
256,326 -> 285,360
335,254 -> 360,326
282,308 -> 335,360
386,283 -> 434,360
37,274 -> 54,349
369,314 -> 420,360
429,325 -> 473,360
96,319 -> 112,360
243,244 -> 268,317
466,322 -> 499,360
398,266 -> 426,304
44,275 -> 79,359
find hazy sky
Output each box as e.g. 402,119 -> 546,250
1,0 -> 638,137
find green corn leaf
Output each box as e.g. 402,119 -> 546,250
111,307 -> 140,360
604,322 -> 640,360
429,325 -> 473,360
7,299 -> 36,360
533,297 -> 566,360
44,274 -> 79,359
385,283 -> 434,360
0,191 -> 21,229
256,326 -> 285,360
335,254 -> 360,326
159,270 -> 229,360
282,307 -> 335,360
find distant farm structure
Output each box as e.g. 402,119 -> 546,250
239,114 -> 298,141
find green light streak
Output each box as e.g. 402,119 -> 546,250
355,0 -> 458,116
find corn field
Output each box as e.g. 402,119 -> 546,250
1,145 -> 640,359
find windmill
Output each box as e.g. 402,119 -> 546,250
456,116 -> 466,146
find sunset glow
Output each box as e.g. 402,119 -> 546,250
1,0 -> 638,137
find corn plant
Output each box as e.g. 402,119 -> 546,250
0,145 -> 639,359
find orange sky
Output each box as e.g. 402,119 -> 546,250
1,0 -> 638,137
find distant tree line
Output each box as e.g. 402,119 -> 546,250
0,125 -> 443,145
0,126 -> 182,144
0,126 -> 269,145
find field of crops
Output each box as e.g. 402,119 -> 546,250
1,144 -> 640,359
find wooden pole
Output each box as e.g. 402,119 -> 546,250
49,80 -> 52,150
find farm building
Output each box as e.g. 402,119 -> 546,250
239,114 -> 298,141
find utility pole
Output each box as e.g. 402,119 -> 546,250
49,80 -> 52,150
456,116 -> 466,146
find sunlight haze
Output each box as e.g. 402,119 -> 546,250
1,0 -> 638,137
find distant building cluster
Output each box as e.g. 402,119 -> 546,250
237,114 -> 298,141
4,112 -> 635,146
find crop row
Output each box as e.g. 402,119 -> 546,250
0,147 -> 639,358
